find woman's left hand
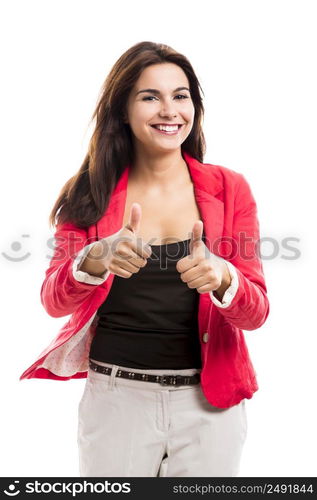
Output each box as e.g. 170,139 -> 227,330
176,220 -> 231,295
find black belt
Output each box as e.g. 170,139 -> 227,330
89,360 -> 201,386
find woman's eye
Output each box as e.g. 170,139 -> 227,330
142,94 -> 189,101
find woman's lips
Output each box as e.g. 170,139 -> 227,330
150,124 -> 183,135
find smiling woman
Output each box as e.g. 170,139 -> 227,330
123,63 -> 196,160
20,41 -> 269,478
44,42 -> 205,229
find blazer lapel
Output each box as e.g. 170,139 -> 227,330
182,151 -> 224,256
96,150 -> 225,258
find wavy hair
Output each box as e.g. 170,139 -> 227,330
49,41 -> 206,229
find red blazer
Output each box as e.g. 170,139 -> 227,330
19,151 -> 269,409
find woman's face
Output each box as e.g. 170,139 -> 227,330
125,63 -> 195,154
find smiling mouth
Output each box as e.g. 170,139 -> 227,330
150,124 -> 184,135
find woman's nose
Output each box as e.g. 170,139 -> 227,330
158,108 -> 177,118
158,101 -> 177,118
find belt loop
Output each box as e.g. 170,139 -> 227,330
108,365 -> 119,390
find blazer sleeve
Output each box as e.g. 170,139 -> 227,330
41,222 -> 110,318
210,173 -> 270,330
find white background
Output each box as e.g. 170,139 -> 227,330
1,0 -> 316,477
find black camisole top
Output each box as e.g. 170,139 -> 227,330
89,237 -> 203,369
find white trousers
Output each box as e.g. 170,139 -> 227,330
77,358 -> 248,477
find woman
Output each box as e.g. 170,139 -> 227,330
20,41 -> 270,477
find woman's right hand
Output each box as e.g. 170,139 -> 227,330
88,202 -> 152,278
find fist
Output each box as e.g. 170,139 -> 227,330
176,220 -> 230,294
91,202 -> 152,278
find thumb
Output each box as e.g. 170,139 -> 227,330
125,202 -> 142,234
189,220 -> 203,253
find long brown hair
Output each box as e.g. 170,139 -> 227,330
49,41 -> 206,229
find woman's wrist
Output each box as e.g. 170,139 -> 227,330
78,242 -> 108,277
213,263 -> 232,302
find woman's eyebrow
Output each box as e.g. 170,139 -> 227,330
135,86 -> 190,96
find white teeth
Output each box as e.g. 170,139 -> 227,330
154,125 -> 179,132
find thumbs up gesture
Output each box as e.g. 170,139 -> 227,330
176,220 -> 231,296
88,202 -> 152,279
